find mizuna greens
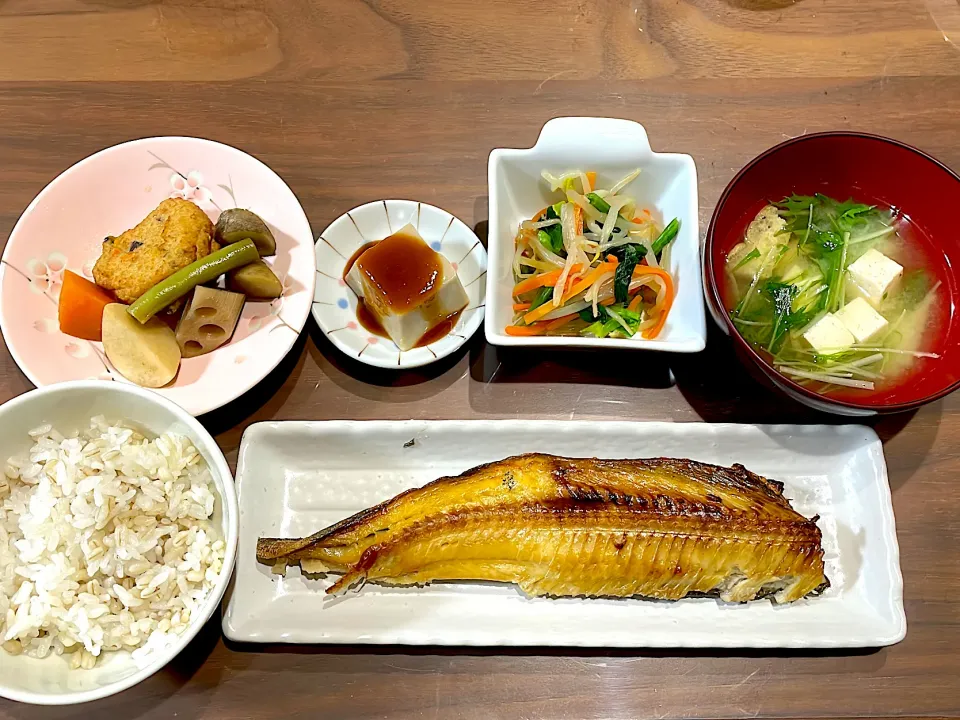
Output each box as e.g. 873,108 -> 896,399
725,194 -> 941,394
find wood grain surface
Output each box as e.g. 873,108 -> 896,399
2,0 -> 960,718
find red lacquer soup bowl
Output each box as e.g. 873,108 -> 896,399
704,132 -> 960,416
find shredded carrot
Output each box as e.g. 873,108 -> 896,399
531,207 -> 547,222
513,302 -> 532,311
512,267 -> 573,296
606,254 -> 618,263
627,294 -> 644,313
643,208 -> 652,217
574,204 -> 583,236
522,261 -> 618,324
585,172 -> 596,192
505,324 -> 546,336
563,261 -> 618,302
522,300 -> 561,325
632,265 -> 672,283
639,271 -> 675,339
632,216 -> 644,224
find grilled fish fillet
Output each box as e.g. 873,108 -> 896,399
257,454 -> 828,603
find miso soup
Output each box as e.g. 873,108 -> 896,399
723,194 -> 945,400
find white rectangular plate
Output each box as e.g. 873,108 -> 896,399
222,421 -> 905,648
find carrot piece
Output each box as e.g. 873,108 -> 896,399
58,270 -> 116,341
522,261 -> 618,325
574,205 -> 584,236
513,271 -> 560,296
531,207 -> 548,222
585,172 -> 597,192
562,260 -> 618,301
522,301 -> 561,325
640,272 -> 676,340
632,265 -> 672,283
627,294 -> 644,313
505,324 -> 546,336
512,265 -> 581,296
513,302 -> 532,311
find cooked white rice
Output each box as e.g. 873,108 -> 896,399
0,416 -> 225,669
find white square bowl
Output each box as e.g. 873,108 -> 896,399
485,117 -> 706,352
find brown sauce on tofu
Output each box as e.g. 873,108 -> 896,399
414,308 -> 464,347
343,231 -> 463,348
343,242 -> 378,278
355,298 -> 389,339
354,231 -> 443,312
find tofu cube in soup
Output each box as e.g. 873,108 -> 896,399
834,297 -> 888,344
847,249 -> 903,304
802,313 -> 855,354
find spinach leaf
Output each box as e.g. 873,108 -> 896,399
539,207 -> 564,254
537,228 -> 563,255
582,318 -> 621,338
613,244 -> 640,304
579,305 -> 607,322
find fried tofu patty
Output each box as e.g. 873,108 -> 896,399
93,198 -> 218,304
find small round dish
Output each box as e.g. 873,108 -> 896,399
0,380 -> 237,705
0,137 -> 316,416
313,200 -> 487,369
704,131 -> 960,416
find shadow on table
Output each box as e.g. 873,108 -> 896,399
469,341 -> 675,389
198,329 -> 309,436
223,638 -> 885,662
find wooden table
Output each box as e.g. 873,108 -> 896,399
2,1 -> 959,718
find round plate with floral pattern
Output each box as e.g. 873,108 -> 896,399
0,137 -> 315,416
312,200 -> 487,369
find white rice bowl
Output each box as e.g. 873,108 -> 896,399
0,381 -> 237,705
0,417 -> 225,669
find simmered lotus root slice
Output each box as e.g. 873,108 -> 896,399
176,286 -> 245,358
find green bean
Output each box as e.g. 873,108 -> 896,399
652,218 -> 681,257
586,193 -> 611,214
128,239 -> 259,323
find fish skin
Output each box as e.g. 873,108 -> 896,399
256,454 -> 828,603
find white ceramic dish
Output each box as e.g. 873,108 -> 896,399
485,117 -> 706,352
313,200 -> 487,369
223,420 -> 904,648
0,136 -> 316,416
0,381 -> 238,705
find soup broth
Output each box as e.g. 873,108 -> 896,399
722,194 -> 946,401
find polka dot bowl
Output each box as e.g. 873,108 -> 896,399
312,200 -> 487,369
